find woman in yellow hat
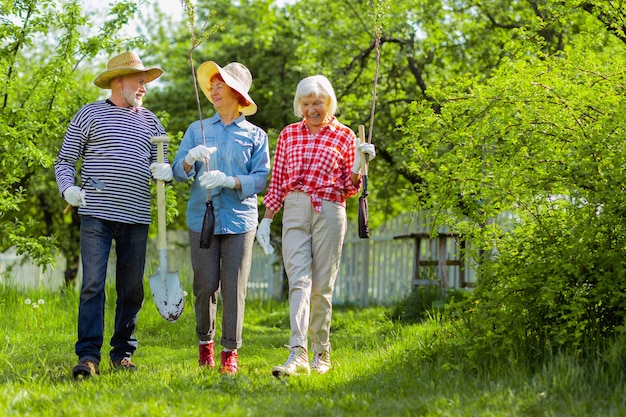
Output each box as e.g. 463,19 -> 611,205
172,61 -> 270,374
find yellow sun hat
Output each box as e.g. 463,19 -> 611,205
197,61 -> 257,116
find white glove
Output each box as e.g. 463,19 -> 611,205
185,145 -> 218,165
256,218 -> 274,255
352,138 -> 377,174
198,170 -> 236,190
64,186 -> 86,207
150,163 -> 173,181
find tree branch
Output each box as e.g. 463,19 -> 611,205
580,1 -> 626,44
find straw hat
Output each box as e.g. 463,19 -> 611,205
93,51 -> 163,89
197,61 -> 257,116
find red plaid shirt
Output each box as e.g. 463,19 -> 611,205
263,117 -> 361,213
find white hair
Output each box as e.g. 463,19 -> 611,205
293,75 -> 338,118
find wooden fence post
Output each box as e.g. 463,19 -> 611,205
360,238 -> 370,308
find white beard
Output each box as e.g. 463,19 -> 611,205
122,86 -> 142,107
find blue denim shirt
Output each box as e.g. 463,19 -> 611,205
172,113 -> 270,235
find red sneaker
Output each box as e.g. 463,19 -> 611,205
199,341 -> 215,368
220,350 -> 238,374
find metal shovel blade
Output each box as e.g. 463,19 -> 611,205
88,177 -> 105,191
149,249 -> 184,322
63,176 -> 106,215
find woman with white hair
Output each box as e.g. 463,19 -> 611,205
256,75 -> 376,377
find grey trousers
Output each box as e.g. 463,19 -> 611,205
282,192 -> 347,354
189,228 -> 255,350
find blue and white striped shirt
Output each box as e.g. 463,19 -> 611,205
54,100 -> 167,224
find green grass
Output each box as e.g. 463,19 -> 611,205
0,284 -> 624,417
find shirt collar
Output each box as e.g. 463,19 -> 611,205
105,99 -> 139,111
209,112 -> 246,126
298,116 -> 339,133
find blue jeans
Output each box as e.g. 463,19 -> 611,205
76,216 -> 148,364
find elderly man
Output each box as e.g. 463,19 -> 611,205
54,51 -> 172,379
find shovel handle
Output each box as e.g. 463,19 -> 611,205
151,135 -> 170,251
358,125 -> 368,176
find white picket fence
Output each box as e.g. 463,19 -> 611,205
334,213 -> 476,307
0,213 -> 476,306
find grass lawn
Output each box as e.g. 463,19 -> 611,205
0,284 -> 624,416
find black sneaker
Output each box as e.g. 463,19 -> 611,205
111,357 -> 137,371
72,359 -> 99,380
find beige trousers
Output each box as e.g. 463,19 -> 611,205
282,191 -> 347,354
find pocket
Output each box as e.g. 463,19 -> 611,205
227,136 -> 254,170
284,191 -> 298,208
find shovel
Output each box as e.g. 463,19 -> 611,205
63,177 -> 105,215
149,135 -> 184,322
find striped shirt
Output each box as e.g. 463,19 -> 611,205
263,117 -> 361,213
54,100 -> 166,224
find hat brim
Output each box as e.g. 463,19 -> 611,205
197,61 -> 257,116
94,67 -> 163,89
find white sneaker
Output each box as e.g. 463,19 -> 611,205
272,345 -> 310,377
311,351 -> 331,374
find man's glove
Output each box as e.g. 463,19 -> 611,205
198,170 -> 236,190
256,218 -> 274,255
64,186 -> 86,207
150,163 -> 173,181
352,138 -> 377,174
185,145 -> 218,165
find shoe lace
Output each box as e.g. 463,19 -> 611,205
284,345 -> 305,366
312,353 -> 321,366
200,351 -> 213,366
200,343 -> 214,355
312,353 -> 322,366
119,357 -> 134,368
223,351 -> 237,367
312,352 -> 329,367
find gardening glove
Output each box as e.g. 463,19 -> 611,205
256,218 -> 274,255
198,170 -> 236,190
63,186 -> 86,207
150,162 -> 173,181
185,145 -> 218,165
352,138 -> 377,174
